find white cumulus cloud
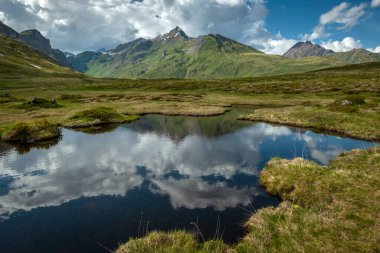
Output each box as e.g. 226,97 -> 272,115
0,0 -> 272,53
261,32 -> 298,55
371,0 -> 380,7
321,37 -> 362,52
368,46 -> 380,53
303,2 -> 367,40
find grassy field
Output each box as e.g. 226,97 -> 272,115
1,61 -> 379,142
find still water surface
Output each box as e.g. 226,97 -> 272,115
0,108 -> 377,253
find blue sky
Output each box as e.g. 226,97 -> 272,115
0,0 -> 379,54
265,0 -> 380,50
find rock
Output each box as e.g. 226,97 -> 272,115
340,100 -> 353,106
283,41 -> 334,58
30,97 -> 38,105
19,29 -> 54,58
29,97 -> 54,106
93,119 -> 102,125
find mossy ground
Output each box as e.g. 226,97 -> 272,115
238,95 -> 380,141
1,119 -> 61,143
64,106 -> 139,128
238,147 -> 380,252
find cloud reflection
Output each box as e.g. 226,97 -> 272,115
0,118 -> 376,218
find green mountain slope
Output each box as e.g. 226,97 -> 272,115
0,34 -> 79,79
78,28 -> 344,79
327,49 -> 380,64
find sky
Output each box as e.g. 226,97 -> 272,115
0,0 -> 379,54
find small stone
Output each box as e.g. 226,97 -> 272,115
341,100 -> 353,106
30,97 -> 37,105
93,119 -> 102,125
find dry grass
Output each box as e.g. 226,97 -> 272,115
116,231 -> 232,253
237,147 -> 380,253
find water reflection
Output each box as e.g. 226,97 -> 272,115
1,117 -> 376,217
0,111 -> 377,252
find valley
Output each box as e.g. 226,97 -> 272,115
0,15 -> 379,253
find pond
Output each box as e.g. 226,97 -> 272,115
0,107 -> 377,253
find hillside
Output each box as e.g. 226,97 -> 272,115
0,21 -> 20,39
70,27 -> 344,79
0,34 -> 79,79
327,48 -> 380,64
1,21 -> 378,80
0,21 -> 70,67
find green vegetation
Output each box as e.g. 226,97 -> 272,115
15,97 -> 61,109
0,35 -> 80,79
327,49 -> 380,64
0,31 -> 379,252
238,95 -> 380,141
116,147 -> 380,252
239,147 -> 380,252
83,40 -> 344,79
116,231 -> 231,253
0,61 -> 379,142
0,93 -> 20,104
65,107 -> 139,128
1,119 -> 61,143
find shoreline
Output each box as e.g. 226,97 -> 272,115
2,103 -> 379,144
238,116 -> 380,142
116,147 -> 380,252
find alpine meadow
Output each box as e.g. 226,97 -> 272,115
0,1 -> 379,253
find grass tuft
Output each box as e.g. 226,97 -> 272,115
1,119 -> 61,143
115,231 -> 232,253
116,231 -> 198,253
238,147 -> 380,252
65,107 -> 139,128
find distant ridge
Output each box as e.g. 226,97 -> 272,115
283,41 -> 334,58
0,21 -> 20,39
0,21 -> 69,66
327,48 -> 380,64
1,21 -> 379,79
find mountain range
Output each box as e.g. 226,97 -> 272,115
283,41 -> 380,63
1,21 -> 379,79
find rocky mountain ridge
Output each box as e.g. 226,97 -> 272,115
1,21 -> 379,79
283,41 -> 334,58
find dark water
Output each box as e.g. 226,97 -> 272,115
0,108 -> 377,253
